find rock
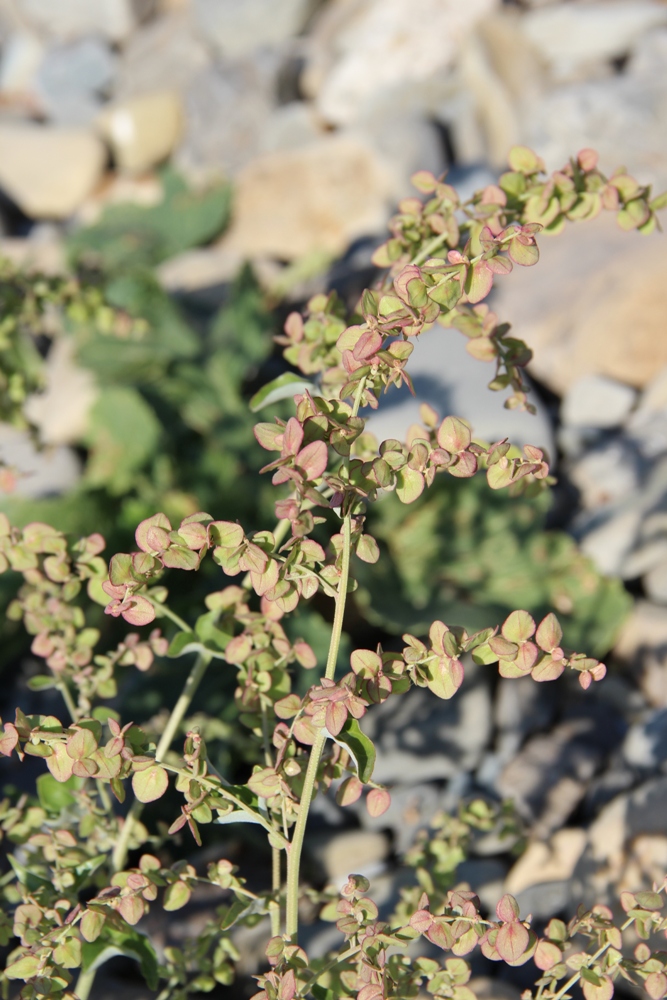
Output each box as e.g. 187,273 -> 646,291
193,0 -> 313,59
35,37 -> 116,125
0,229 -> 66,275
0,124 -> 105,219
622,834 -> 667,890
223,135 -> 395,260
505,827 -> 587,895
567,440 -> 641,510
615,600 -> 667,708
313,829 -> 389,885
17,0 -> 135,42
469,978 -> 521,1000
361,675 -> 492,786
114,10 -> 210,101
97,91 -> 182,174
458,30 -> 520,168
623,708 -> 667,769
520,1 -> 667,83
23,338 -> 97,447
75,172 -> 164,227
356,781 -> 446,853
366,326 -> 555,456
175,58 -> 277,180
259,101 -> 325,155
304,0 -> 498,126
455,858 -> 507,913
562,376 -> 637,430
644,560 -> 667,604
349,112 -> 445,203
0,30 -> 44,95
492,213 -> 667,396
156,245 -> 242,297
0,424 -> 81,498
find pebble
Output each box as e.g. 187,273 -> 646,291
35,37 -> 116,126
193,0 -> 313,59
97,90 -> 183,174
17,0 -> 136,42
561,375 -> 637,430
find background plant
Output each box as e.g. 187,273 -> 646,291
0,148 -> 666,1000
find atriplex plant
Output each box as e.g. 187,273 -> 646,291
1,146 -> 667,1000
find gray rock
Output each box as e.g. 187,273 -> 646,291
348,111 -> 445,203
561,375 -> 637,430
361,674 -> 493,785
590,776 -> 667,864
35,37 -> 116,125
455,857 -> 507,913
623,708 -> 667,769
0,30 -> 44,94
114,9 -> 210,101
567,439 -> 641,511
17,0 -> 135,42
356,781 -> 450,853
0,424 -> 81,498
644,559 -> 667,605
519,1 -> 667,83
259,101 -> 324,155
366,326 -> 555,456
0,123 -> 106,219
310,829 -> 390,885
578,506 -> 642,577
193,0 -> 314,59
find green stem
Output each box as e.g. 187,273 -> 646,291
74,965 -> 97,1000
57,682 -> 79,723
111,651 -> 212,874
285,514 -> 353,941
147,598 -> 191,633
411,231 -> 450,267
549,916 -> 634,1000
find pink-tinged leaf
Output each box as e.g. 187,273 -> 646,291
254,422 -> 284,451
118,895 -> 144,926
178,521 -> 208,550
481,929 -> 501,961
412,170 -> 438,193
122,595 -> 156,627
498,656 -> 532,679
466,261 -> 494,303
73,757 -> 99,777
357,986 -> 382,1000
487,462 -> 515,490
502,610 -> 536,644
282,417 -> 304,456
410,908 -> 434,934
508,146 -> 544,174
426,657 -> 464,700
394,264 -> 423,303
366,787 -> 391,817
489,636 -> 518,658
356,534 -> 380,564
46,742 -> 75,782
0,722 -> 18,756
326,701 -> 348,737
248,766 -> 282,798
509,236 -> 539,267
293,640 -> 316,669
396,466 -> 425,504
354,329 -> 383,361
225,633 -> 252,664
240,542 -> 269,575
577,148 -> 599,172
486,255 -> 513,275
103,579 -> 127,601
80,910 -> 105,943
466,337 -> 497,362
449,451 -> 478,478
427,919 -> 455,950
132,764 -> 169,803
497,894 -> 521,923
579,670 -> 592,690
452,927 -> 479,956
531,656 -> 565,682
496,921 -> 529,963
351,649 -> 382,678
646,973 -> 667,999
438,416 -> 472,453
536,613 -> 563,652
582,974 -> 614,1000
336,775 -> 364,806
135,513 -> 171,553
534,940 -> 562,971
251,558 -> 280,597
109,552 -> 135,586
293,715 -> 318,745
515,641 -> 538,672
162,546 -> 200,571
297,440 -> 328,481
67,727 -> 97,760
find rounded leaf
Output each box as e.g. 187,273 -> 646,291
396,466 -> 425,504
508,146 -> 544,174
80,909 -> 105,943
164,881 -> 192,911
366,787 -> 391,817
438,416 -> 472,454
534,940 -> 561,971
497,894 -> 521,923
132,764 -> 169,803
496,922 -> 529,963
646,973 -> 667,999
502,611 -> 536,644
122,594 -> 156,627
531,656 -> 565,682
582,974 -> 613,1000
536,613 -> 563,652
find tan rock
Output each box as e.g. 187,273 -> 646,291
0,234 -> 66,275
224,136 -> 393,260
97,91 -> 183,175
622,834 -> 667,890
75,172 -> 164,228
24,337 -> 97,447
19,0 -> 135,42
505,828 -> 587,895
615,600 -> 667,707
318,829 -> 389,883
0,124 -> 105,219
492,212 -> 667,394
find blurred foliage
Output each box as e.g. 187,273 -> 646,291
357,474 -> 631,657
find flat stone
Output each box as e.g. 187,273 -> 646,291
567,439 -> 641,510
114,10 -> 210,101
0,423 -> 81,498
193,0 -> 313,59
24,337 -> 97,447
156,245 -> 243,295
644,559 -> 667,604
97,91 -> 183,174
0,231 -> 66,275
505,827 -> 587,895
520,1 -> 667,82
223,135 -> 394,260
623,834 -> 667,890
304,0 -> 497,125
366,325 -> 555,456
562,375 -> 637,429
578,506 -> 643,577
0,123 -> 105,218
17,0 -> 135,42
623,708 -> 667,769
35,36 -> 116,125
0,30 -> 44,94
492,213 -> 667,396
314,829 -> 389,885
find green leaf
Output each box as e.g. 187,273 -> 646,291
164,881 -> 191,911
84,387 -> 161,495
331,717 -> 376,783
5,955 -> 40,979
249,372 -> 318,412
508,146 -> 543,174
166,631 -> 200,658
396,466 -> 425,504
27,675 -> 56,691
132,764 -> 169,803
37,772 -> 79,812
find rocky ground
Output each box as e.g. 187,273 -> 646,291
2,0 -> 667,996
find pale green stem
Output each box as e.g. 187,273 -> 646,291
261,697 -> 282,937
410,231 -> 450,267
147,599 -> 191,633
285,514 -> 353,941
74,965 -> 97,1000
111,651 -> 212,874
57,681 -> 79,723
549,915 -> 634,1000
